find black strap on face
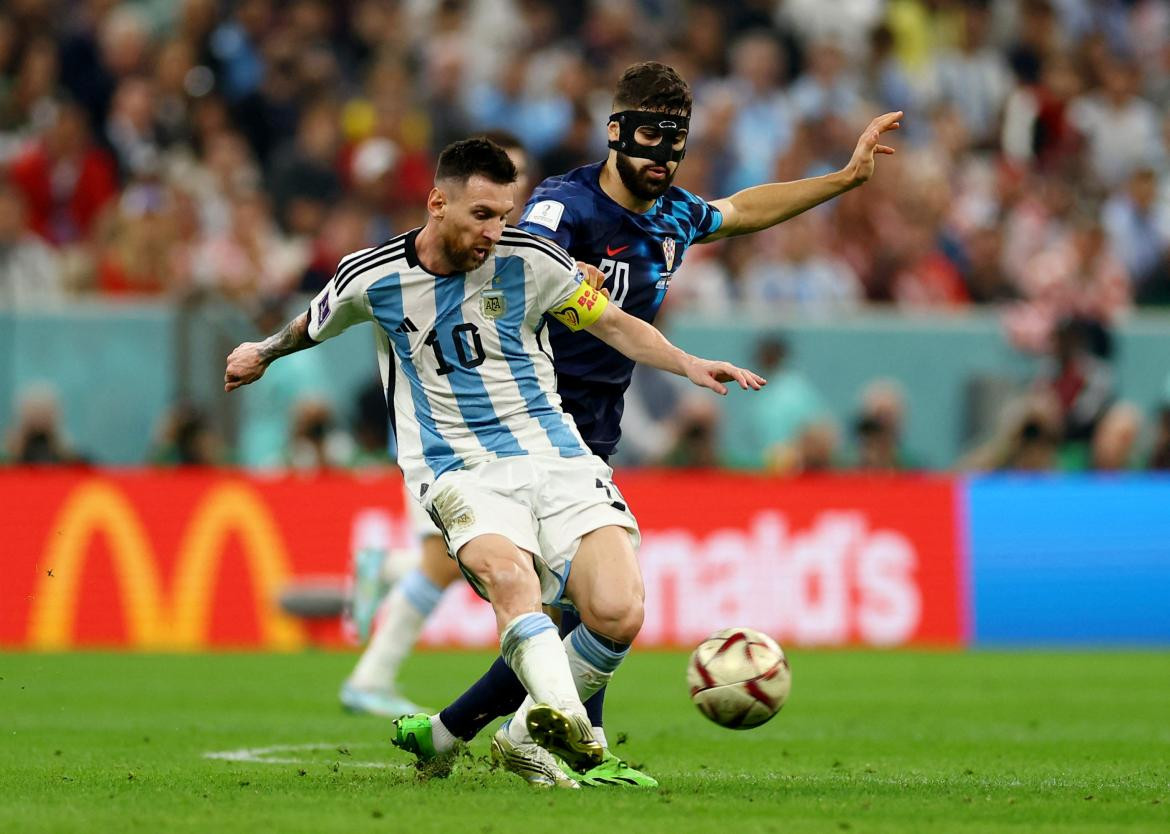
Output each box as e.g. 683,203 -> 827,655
607,110 -> 690,165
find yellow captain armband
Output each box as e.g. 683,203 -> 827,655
548,281 -> 609,331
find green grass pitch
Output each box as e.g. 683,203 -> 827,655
1,650 -> 1167,833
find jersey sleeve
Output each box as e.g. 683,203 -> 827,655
307,250 -> 375,342
535,253 -> 609,332
682,189 -> 723,244
517,183 -> 577,249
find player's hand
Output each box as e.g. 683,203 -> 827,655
224,342 -> 268,392
576,260 -> 611,298
684,358 -> 766,396
843,111 -> 901,186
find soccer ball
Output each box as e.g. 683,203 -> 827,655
687,627 -> 792,729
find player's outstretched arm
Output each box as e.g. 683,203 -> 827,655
224,311 -> 314,392
703,111 -> 902,241
585,304 -> 765,396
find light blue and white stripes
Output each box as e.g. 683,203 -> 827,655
398,569 -> 443,616
500,612 -> 558,668
569,625 -> 628,674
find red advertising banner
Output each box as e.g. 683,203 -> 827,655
0,470 -> 964,650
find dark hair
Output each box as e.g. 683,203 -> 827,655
435,138 -> 517,186
613,62 -> 693,116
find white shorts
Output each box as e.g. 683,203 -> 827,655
422,454 -> 640,607
404,481 -> 442,539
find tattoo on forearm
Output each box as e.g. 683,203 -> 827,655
258,313 -> 313,361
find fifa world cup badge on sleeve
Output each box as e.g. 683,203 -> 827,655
662,237 -> 676,272
526,200 -> 564,231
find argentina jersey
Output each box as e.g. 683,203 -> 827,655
306,228 -> 609,497
517,162 -> 722,455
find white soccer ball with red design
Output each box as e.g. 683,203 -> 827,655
687,627 -> 791,729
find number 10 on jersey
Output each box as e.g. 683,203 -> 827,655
600,259 -> 630,307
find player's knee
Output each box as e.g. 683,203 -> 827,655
584,590 -> 644,644
465,549 -> 537,596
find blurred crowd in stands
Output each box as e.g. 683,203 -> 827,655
3,0 -> 1170,471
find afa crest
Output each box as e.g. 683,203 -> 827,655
662,237 -> 676,271
481,288 -> 506,319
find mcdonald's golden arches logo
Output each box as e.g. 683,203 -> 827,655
28,479 -> 306,650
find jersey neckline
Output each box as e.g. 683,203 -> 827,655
403,227 -> 464,278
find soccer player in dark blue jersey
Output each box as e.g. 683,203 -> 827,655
392,63 -> 900,786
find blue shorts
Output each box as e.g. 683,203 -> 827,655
557,376 -> 624,460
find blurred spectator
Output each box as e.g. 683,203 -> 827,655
173,129 -> 260,238
148,401 -> 223,465
740,214 -> 862,314
1149,405 -> 1170,470
1001,52 -> 1084,171
851,379 -> 921,471
0,35 -> 59,139
1005,212 -> 1130,354
299,201 -> 371,294
105,76 -> 163,178
962,222 -> 1016,303
720,31 -> 795,193
959,393 -> 1063,472
788,39 -> 861,124
464,53 -> 571,158
287,397 -> 354,470
237,299 -> 334,468
1039,317 -> 1115,445
1101,167 -> 1169,294
350,379 -> 392,468
194,188 -> 307,302
4,385 -> 83,465
1090,402 -> 1142,471
1068,56 -> 1164,189
0,180 -> 62,307
7,100 -> 118,245
267,99 -> 343,238
613,363 -> 720,467
58,3 -> 152,133
930,2 -> 1011,149
743,335 -> 837,472
94,182 -> 190,297
661,399 -> 723,468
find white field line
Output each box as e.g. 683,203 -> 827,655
203,741 -> 410,769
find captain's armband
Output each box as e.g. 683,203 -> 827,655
548,281 -> 609,331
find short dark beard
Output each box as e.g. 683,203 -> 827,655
615,152 -> 675,201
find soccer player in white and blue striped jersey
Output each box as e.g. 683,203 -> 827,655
224,138 -> 765,787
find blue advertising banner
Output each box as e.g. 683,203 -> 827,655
967,477 -> 1170,645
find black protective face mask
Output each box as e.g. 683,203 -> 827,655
608,110 -> 690,166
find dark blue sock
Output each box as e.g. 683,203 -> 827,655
559,608 -> 607,728
439,655 -> 527,742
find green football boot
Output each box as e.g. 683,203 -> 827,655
572,750 -> 659,788
391,713 -> 457,777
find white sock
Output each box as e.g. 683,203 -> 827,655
348,570 -> 443,690
508,624 -> 629,745
564,623 -> 628,702
429,713 -> 457,753
499,613 -> 584,720
592,726 -> 608,749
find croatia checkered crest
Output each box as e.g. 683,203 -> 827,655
687,627 -> 792,729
